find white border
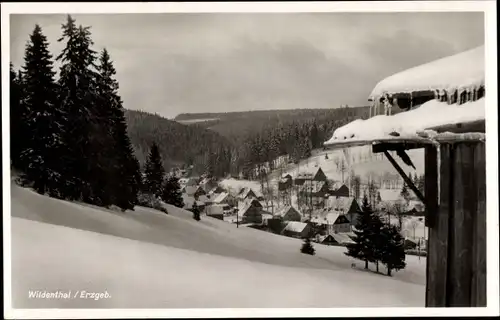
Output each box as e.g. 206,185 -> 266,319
2,1 -> 498,319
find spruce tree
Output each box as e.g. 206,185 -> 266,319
400,183 -> 410,203
56,15 -> 99,201
380,224 -> 407,276
10,63 -> 26,170
345,195 -> 376,269
192,202 -> 201,221
417,174 -> 425,195
144,142 -> 165,197
370,213 -> 385,273
95,48 -> 141,210
300,237 -> 316,255
162,175 -> 184,208
20,25 -> 66,196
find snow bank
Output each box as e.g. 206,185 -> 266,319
369,45 -> 484,99
11,217 -> 425,308
10,185 -> 426,308
325,98 -> 485,146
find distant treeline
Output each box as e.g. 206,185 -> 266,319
127,106 -> 370,178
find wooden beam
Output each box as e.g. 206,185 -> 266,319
372,142 -> 424,153
382,150 -> 425,204
424,145 -> 438,228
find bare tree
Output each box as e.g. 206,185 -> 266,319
409,219 -> 419,239
389,200 -> 407,231
339,159 -> 347,183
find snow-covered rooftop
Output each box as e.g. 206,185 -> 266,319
283,221 -> 309,233
324,98 -> 485,148
369,45 -> 484,100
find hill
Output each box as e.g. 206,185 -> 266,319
11,183 -> 425,308
174,107 -> 370,142
124,109 -> 233,173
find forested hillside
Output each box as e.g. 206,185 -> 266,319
126,106 -> 370,179
125,110 -> 233,174
175,107 -> 370,143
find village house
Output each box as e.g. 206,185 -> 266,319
237,187 -> 264,201
237,198 -> 265,224
208,185 -> 225,196
182,185 -> 206,199
316,233 -> 355,246
326,196 -> 361,227
298,180 -> 330,208
281,221 -> 312,239
205,204 -> 225,220
329,184 -> 350,198
212,191 -> 237,207
182,194 -> 206,213
274,205 -> 302,222
278,173 -> 293,191
310,210 -> 351,234
324,45 -> 486,307
294,167 -> 328,186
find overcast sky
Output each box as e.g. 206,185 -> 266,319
10,13 -> 484,119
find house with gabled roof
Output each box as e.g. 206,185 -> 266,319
237,198 -> 264,224
281,221 -> 312,239
274,205 -> 302,222
183,185 -> 206,199
212,192 -> 237,207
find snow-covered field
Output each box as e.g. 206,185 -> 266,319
9,184 -> 426,308
176,118 -> 220,124
282,146 -> 424,185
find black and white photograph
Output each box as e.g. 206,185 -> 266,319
2,1 -> 498,318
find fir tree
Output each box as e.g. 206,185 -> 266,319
95,48 -> 140,210
300,237 -> 316,255
192,202 -> 201,221
10,63 -> 26,170
380,224 -> 407,276
20,25 -> 66,196
56,15 -> 99,201
162,175 -> 184,208
370,213 -> 385,273
417,174 -> 425,195
144,142 -> 165,197
400,183 -> 411,203
345,196 -> 376,269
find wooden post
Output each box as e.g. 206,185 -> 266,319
448,143 -> 475,306
426,142 -> 486,307
426,144 -> 452,307
471,142 -> 487,307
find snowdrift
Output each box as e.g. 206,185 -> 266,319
10,184 -> 426,308
325,98 -> 485,146
369,45 -> 484,100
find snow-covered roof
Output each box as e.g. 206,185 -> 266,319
324,98 -> 485,148
331,233 -> 355,245
326,197 -> 358,214
237,198 -> 263,217
299,181 -> 327,194
283,221 -> 309,233
212,192 -> 229,204
369,45 -> 484,100
275,206 -> 301,218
